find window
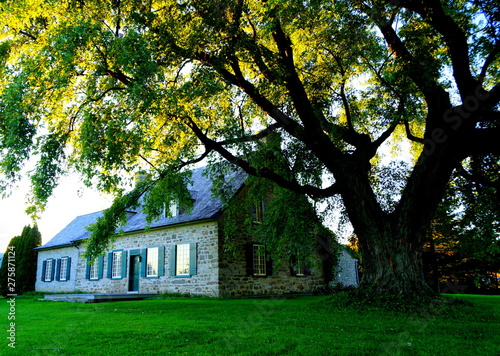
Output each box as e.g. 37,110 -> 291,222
89,259 -> 99,280
295,263 -> 305,277
253,244 -> 266,276
112,251 -> 122,278
58,257 -> 70,281
164,201 -> 179,218
86,256 -> 104,281
290,248 -> 310,277
107,250 -> 127,279
245,244 -> 272,277
169,243 -> 197,277
253,201 -> 264,224
147,247 -> 159,277
176,244 -> 190,276
43,259 -> 54,282
294,254 -> 306,277
140,246 -> 165,278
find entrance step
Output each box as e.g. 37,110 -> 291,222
42,293 -> 156,303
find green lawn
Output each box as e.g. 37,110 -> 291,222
0,294 -> 498,355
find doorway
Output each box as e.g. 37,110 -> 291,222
129,255 -> 141,293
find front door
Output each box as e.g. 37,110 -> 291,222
129,255 -> 140,292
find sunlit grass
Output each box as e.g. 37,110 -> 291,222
0,294 -> 498,355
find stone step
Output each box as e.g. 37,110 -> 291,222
42,293 -> 156,303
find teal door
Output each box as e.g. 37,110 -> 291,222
129,255 -> 140,292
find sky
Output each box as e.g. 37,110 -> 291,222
0,173 -> 113,253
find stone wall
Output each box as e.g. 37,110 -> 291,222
218,234 -> 327,297
75,221 -> 220,296
36,221 -> 221,296
217,185 -> 328,297
36,246 -> 81,293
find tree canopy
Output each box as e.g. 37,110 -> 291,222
0,0 -> 498,296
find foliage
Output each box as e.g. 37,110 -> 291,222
423,154 -> 500,293
1,295 -> 498,355
0,225 -> 42,295
0,0 -> 499,294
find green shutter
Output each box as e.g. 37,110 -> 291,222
289,254 -> 297,277
140,249 -> 147,277
158,245 -> 165,277
120,250 -> 127,279
189,243 -> 197,276
265,245 -> 273,277
85,257 -> 91,280
50,259 -> 55,281
169,245 -> 176,276
245,245 -> 254,276
98,255 -> 104,280
41,260 -> 47,281
107,253 -> 113,278
55,259 -> 61,281
266,256 -> 273,277
66,257 -> 72,281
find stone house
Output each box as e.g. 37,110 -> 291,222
35,166 -> 358,297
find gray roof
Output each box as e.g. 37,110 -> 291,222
37,166 -> 246,250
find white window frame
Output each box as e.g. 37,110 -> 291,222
89,258 -> 99,280
295,258 -> 305,277
253,244 -> 266,276
112,251 -> 122,279
147,247 -> 159,277
175,244 -> 190,276
253,201 -> 264,224
164,201 -> 179,218
44,259 -> 53,282
59,257 -> 68,281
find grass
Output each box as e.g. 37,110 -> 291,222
0,294 -> 498,355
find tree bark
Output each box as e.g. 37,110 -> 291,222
336,141 -> 462,296
357,224 -> 432,295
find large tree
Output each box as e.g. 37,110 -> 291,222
0,0 -> 499,296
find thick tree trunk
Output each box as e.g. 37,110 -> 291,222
336,144 -> 461,297
356,224 -> 433,296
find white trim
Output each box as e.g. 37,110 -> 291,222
112,251 -> 122,279
175,244 -> 190,276
44,259 -> 53,282
59,257 -> 68,281
253,245 -> 266,276
146,247 -> 159,277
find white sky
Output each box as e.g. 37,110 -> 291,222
0,174 -> 113,253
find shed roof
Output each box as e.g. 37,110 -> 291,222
37,166 -> 246,250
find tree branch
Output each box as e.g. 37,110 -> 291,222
398,0 -> 480,100
403,120 -> 424,143
89,86 -> 127,102
19,30 -> 37,41
479,41 -> 500,84
105,69 -> 133,86
185,116 -> 339,198
217,122 -> 283,146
